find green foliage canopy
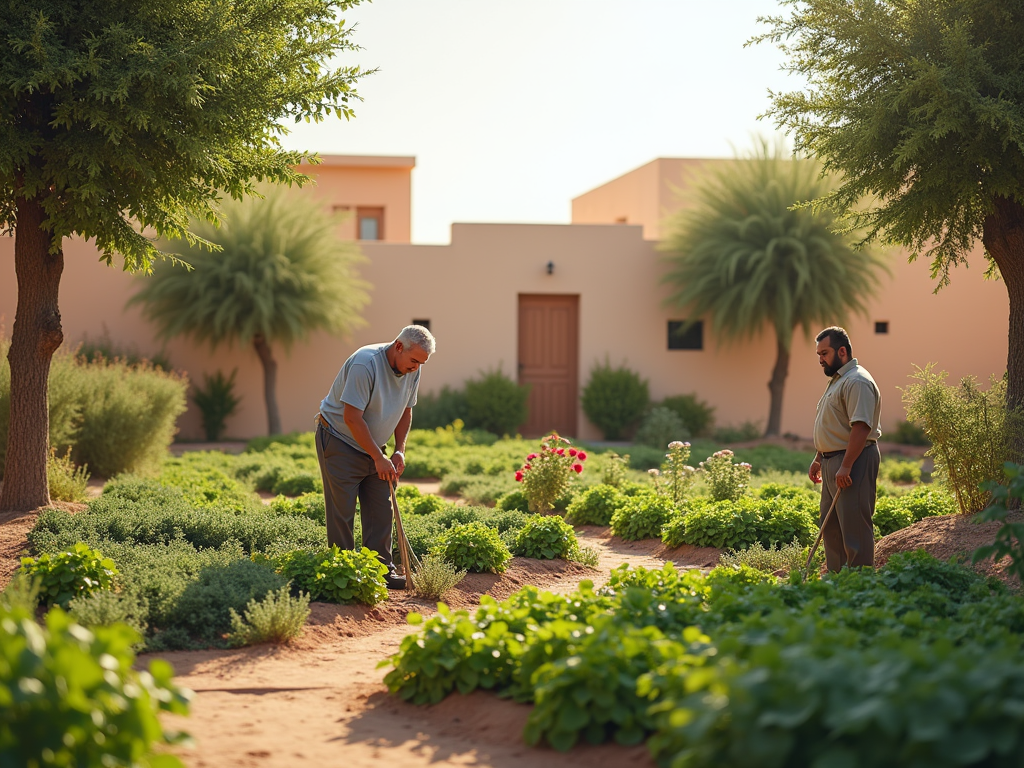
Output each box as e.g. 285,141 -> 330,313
755,0 -> 1024,286
0,0 -> 369,267
131,186 -> 369,349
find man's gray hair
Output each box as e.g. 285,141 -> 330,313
397,325 -> 436,355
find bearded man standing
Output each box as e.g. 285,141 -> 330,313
315,325 -> 435,590
808,326 -> 882,571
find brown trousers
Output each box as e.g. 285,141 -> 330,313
819,443 -> 880,571
314,423 -> 394,567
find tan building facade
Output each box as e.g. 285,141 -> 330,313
0,154 -> 1010,443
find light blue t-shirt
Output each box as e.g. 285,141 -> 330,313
319,344 -> 420,453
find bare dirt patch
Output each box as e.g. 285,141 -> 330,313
876,512 -> 1021,584
0,504 -> 85,588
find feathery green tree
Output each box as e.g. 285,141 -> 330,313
0,0 -> 369,512
661,141 -> 887,436
131,187 -> 370,435
755,0 -> 1024,459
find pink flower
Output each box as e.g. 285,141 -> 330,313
572,463 -> 583,474
577,451 -> 587,461
515,471 -> 524,482
568,448 -> 578,457
527,453 -> 538,460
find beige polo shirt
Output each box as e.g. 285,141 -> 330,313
813,358 -> 882,453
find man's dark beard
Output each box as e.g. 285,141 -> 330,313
823,357 -> 843,377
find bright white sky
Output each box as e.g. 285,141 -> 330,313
281,0 -> 798,244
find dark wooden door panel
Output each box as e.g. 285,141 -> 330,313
518,295 -> 579,437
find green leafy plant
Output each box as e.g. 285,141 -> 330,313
634,406 -> 689,449
464,367 -> 530,435
410,554 -> 467,600
699,449 -> 751,501
974,462 -> 1024,583
411,388 -> 471,431
512,515 -> 578,560
273,546 -> 388,606
269,492 -> 327,524
516,433 -> 586,513
581,360 -> 649,440
879,457 -> 923,484
431,521 -> 512,573
193,368 -> 242,441
712,421 -> 763,443
67,589 -> 149,641
663,495 -> 816,550
227,585 -> 311,647
600,451 -> 631,487
890,419 -> 930,446
903,365 -> 1007,513
495,489 -> 531,513
47,446 -> 89,502
565,484 -> 625,526
874,485 -> 957,537
609,494 -> 675,541
659,393 -> 715,438
0,602 -> 191,767
19,543 -> 118,607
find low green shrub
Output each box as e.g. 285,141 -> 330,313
874,485 -> 957,537
226,585 -> 311,647
0,602 -> 190,767
412,386 -> 470,430
464,367 -> 530,435
193,368 -> 241,441
166,558 -> 287,645
581,360 -> 649,440
663,495 -> 817,550
432,521 -> 512,573
634,406 -> 689,448
658,393 -> 715,437
627,445 -> 669,470
609,494 -> 674,541
890,418 -> 930,445
67,589 -> 150,641
565,484 -> 624,526
566,543 -> 600,568
711,421 -> 762,443
718,539 -> 818,575
879,457 -> 923,484
47,447 -> 90,502
873,500 -> 914,537
273,471 -> 322,496
269,492 -> 327,524
495,489 -> 530,513
244,430 -> 315,453
512,515 -> 578,560
410,555 -> 467,600
19,543 -> 118,607
273,546 -> 388,606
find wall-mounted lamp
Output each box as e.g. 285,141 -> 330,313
546,260 -> 554,275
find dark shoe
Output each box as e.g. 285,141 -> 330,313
384,568 -> 407,590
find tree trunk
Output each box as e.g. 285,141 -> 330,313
1,196 -> 64,512
765,335 -> 791,437
983,195 -> 1024,465
252,333 -> 282,436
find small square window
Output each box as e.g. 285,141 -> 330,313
668,320 -> 703,350
412,319 -> 431,331
875,321 -> 889,334
357,206 -> 384,240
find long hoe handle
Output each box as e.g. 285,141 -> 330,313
804,488 -> 841,576
390,481 -> 421,583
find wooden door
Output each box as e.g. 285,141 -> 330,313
518,294 -> 579,437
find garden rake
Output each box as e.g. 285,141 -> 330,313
390,480 -> 422,585
803,488 -> 841,577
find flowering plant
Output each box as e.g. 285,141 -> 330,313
516,433 -> 586,512
658,441 -> 697,503
699,449 -> 752,502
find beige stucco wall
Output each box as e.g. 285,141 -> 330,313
0,154 -> 1011,446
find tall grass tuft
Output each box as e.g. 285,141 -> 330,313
411,555 -> 467,600
227,585 -> 311,647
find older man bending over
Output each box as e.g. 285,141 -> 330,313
314,325 -> 435,590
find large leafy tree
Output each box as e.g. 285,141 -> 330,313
0,0 -> 368,511
756,0 -> 1024,458
661,141 -> 887,437
131,187 -> 370,436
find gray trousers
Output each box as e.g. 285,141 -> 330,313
315,423 -> 394,568
819,443 -> 880,571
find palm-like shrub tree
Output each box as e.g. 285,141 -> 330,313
131,186 -> 369,435
661,141 -> 888,437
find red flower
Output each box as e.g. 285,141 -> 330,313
568,448 -> 578,457
572,463 -> 583,474
556,448 -> 565,456
524,464 -> 532,471
515,471 -> 524,482
527,453 -> 538,460
577,451 -> 587,461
